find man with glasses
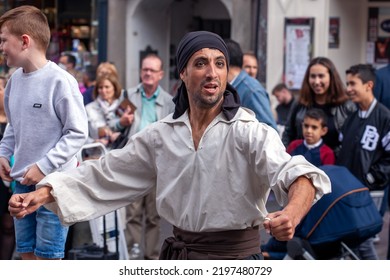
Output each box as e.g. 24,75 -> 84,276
124,53 -> 174,259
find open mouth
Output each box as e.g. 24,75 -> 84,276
203,83 -> 219,94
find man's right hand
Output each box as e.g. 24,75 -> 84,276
0,157 -> 13,182
8,186 -> 54,219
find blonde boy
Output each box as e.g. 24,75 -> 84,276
0,6 -> 88,259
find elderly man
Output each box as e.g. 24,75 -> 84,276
124,53 -> 174,260
8,31 -> 331,260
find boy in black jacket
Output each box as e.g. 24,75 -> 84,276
337,64 -> 390,259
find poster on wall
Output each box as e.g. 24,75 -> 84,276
375,37 -> 390,64
368,7 -> 390,65
284,18 -> 314,90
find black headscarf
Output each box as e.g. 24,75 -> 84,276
172,31 -> 240,120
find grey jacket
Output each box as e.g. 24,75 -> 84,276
126,84 -> 175,137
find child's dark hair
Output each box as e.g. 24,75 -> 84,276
345,64 -> 376,84
304,108 -> 328,127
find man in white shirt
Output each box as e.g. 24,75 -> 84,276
8,31 -> 331,260
124,54 -> 174,260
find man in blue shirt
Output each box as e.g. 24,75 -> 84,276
224,39 -> 277,130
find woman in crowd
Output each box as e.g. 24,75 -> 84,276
282,57 -> 356,153
83,61 -> 120,106
85,74 -> 133,148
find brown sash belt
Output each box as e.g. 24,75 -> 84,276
159,226 -> 261,260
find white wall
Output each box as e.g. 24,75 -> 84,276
267,0 -> 330,94
126,0 -> 171,90
108,0 -> 127,86
266,0 -> 378,93
230,0 -> 252,51
328,0 -> 366,83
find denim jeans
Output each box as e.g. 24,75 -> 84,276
13,182 -> 68,259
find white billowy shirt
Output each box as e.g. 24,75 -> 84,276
39,107 -> 331,231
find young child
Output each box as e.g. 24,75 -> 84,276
287,108 -> 335,166
0,6 -> 88,260
337,64 -> 390,260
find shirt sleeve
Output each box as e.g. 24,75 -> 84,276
0,123 -> 15,160
247,123 -> 331,207
37,128 -> 156,226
